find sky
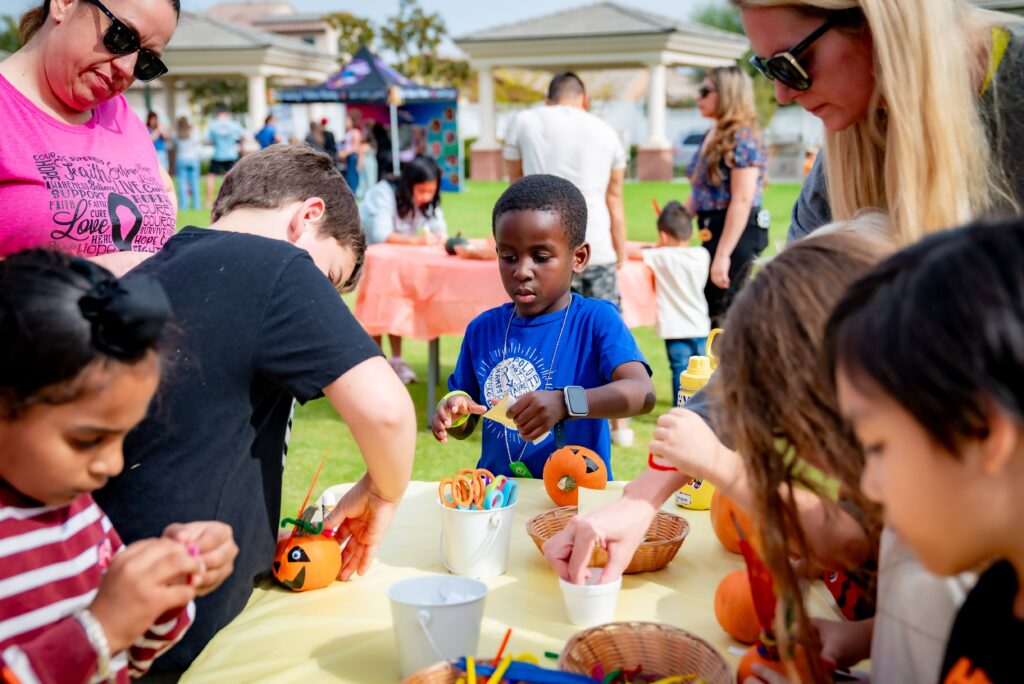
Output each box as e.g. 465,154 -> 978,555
11,0 -> 726,39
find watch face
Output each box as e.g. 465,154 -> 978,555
565,386 -> 588,415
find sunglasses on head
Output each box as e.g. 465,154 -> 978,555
698,85 -> 715,98
748,15 -> 837,91
85,0 -> 168,82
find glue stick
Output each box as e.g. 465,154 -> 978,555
321,491 -> 336,522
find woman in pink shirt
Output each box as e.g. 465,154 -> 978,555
0,0 -> 181,274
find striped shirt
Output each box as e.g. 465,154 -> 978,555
0,483 -> 193,683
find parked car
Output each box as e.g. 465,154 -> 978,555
673,128 -> 709,169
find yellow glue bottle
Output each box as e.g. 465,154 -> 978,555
674,328 -> 723,510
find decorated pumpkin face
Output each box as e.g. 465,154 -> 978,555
273,533 -> 341,592
542,445 -> 608,507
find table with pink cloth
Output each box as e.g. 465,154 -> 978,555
353,243 -> 657,420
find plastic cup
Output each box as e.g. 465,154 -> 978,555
558,568 -> 622,627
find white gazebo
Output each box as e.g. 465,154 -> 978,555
151,12 -> 338,129
455,2 -> 749,181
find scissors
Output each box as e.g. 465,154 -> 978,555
439,468 -> 495,509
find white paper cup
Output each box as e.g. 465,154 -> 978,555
558,568 -> 622,627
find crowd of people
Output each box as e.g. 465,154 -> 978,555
1,0 -> 1023,683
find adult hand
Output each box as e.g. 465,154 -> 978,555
431,393 -> 487,443
543,495 -> 657,584
710,252 -> 731,288
89,538 -> 200,653
648,408 -> 725,482
420,232 -> 443,246
507,389 -> 566,443
325,476 -> 399,580
163,521 -> 238,597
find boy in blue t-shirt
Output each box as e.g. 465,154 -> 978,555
430,174 -> 655,478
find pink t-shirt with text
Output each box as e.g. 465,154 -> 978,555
0,74 -> 175,257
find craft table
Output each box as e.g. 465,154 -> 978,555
182,480 -> 844,683
352,244 -> 658,424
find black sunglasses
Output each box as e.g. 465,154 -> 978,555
748,16 -> 835,91
698,85 -> 715,99
85,0 -> 168,82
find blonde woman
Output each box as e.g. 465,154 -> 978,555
737,0 -> 1024,244
686,66 -> 767,325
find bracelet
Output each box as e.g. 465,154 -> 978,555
437,390 -> 472,429
74,609 -> 111,680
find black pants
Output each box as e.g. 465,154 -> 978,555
698,207 -> 768,327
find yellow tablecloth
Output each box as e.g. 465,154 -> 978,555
182,481 -> 843,683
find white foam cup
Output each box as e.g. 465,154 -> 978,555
558,568 -> 622,627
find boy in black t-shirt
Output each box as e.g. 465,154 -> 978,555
828,221 -> 1024,684
95,145 -> 417,674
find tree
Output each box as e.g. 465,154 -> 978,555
1,15 -> 21,54
691,3 -> 777,127
379,0 -> 471,90
323,12 -> 376,62
188,79 -> 248,118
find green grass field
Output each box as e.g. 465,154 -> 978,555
176,179 -> 802,513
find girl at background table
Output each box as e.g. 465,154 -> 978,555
829,220 -> 1024,684
360,155 -> 448,384
147,110 -> 169,170
0,250 -> 236,683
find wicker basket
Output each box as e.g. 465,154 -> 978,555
526,507 -> 689,574
559,622 -> 731,684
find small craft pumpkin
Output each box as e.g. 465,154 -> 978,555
714,570 -> 759,644
542,445 -> 608,507
273,532 -> 341,592
710,491 -> 754,555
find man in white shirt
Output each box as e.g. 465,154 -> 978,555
504,73 -> 631,442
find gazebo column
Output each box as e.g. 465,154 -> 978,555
470,65 -> 502,181
248,74 -> 268,135
637,61 -> 673,181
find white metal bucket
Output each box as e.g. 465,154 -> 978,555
438,499 -> 516,579
386,575 -> 487,678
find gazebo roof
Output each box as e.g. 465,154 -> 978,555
160,12 -> 337,81
455,1 -> 749,69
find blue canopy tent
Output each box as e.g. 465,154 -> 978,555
276,47 -> 462,191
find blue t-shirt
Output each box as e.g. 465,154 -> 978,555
255,124 -> 276,149
449,295 -> 650,479
208,118 -> 245,161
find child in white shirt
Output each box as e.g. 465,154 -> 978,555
638,201 -> 711,402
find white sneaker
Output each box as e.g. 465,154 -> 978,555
611,428 -> 635,447
388,356 -> 418,384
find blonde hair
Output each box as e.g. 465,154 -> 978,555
701,66 -> 762,188
733,0 -> 1016,245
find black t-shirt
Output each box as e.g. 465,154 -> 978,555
95,227 -> 381,671
940,560 -> 1024,683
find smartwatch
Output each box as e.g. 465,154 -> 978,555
563,385 -> 589,418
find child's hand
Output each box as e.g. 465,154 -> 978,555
507,390 -> 566,443
163,521 -> 238,597
814,617 -> 873,669
89,538 -> 201,653
648,407 -> 728,481
431,393 -> 487,443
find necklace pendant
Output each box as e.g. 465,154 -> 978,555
510,461 -> 533,478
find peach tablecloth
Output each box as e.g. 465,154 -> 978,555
354,244 -> 656,340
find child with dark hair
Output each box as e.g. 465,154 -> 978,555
95,145 -> 416,674
633,200 -> 710,403
0,250 -> 237,683
828,219 -> 1024,684
431,174 -> 655,478
359,154 -> 448,383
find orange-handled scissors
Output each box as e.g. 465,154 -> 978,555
440,469 -> 495,509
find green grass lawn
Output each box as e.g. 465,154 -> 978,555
176,179 -> 802,514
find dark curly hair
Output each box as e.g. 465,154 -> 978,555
492,174 -> 588,250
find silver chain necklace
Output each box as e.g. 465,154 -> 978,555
501,296 -> 572,477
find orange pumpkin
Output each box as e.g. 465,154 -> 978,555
710,491 -> 755,554
714,569 -> 760,644
273,533 -> 341,592
542,445 -> 608,507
